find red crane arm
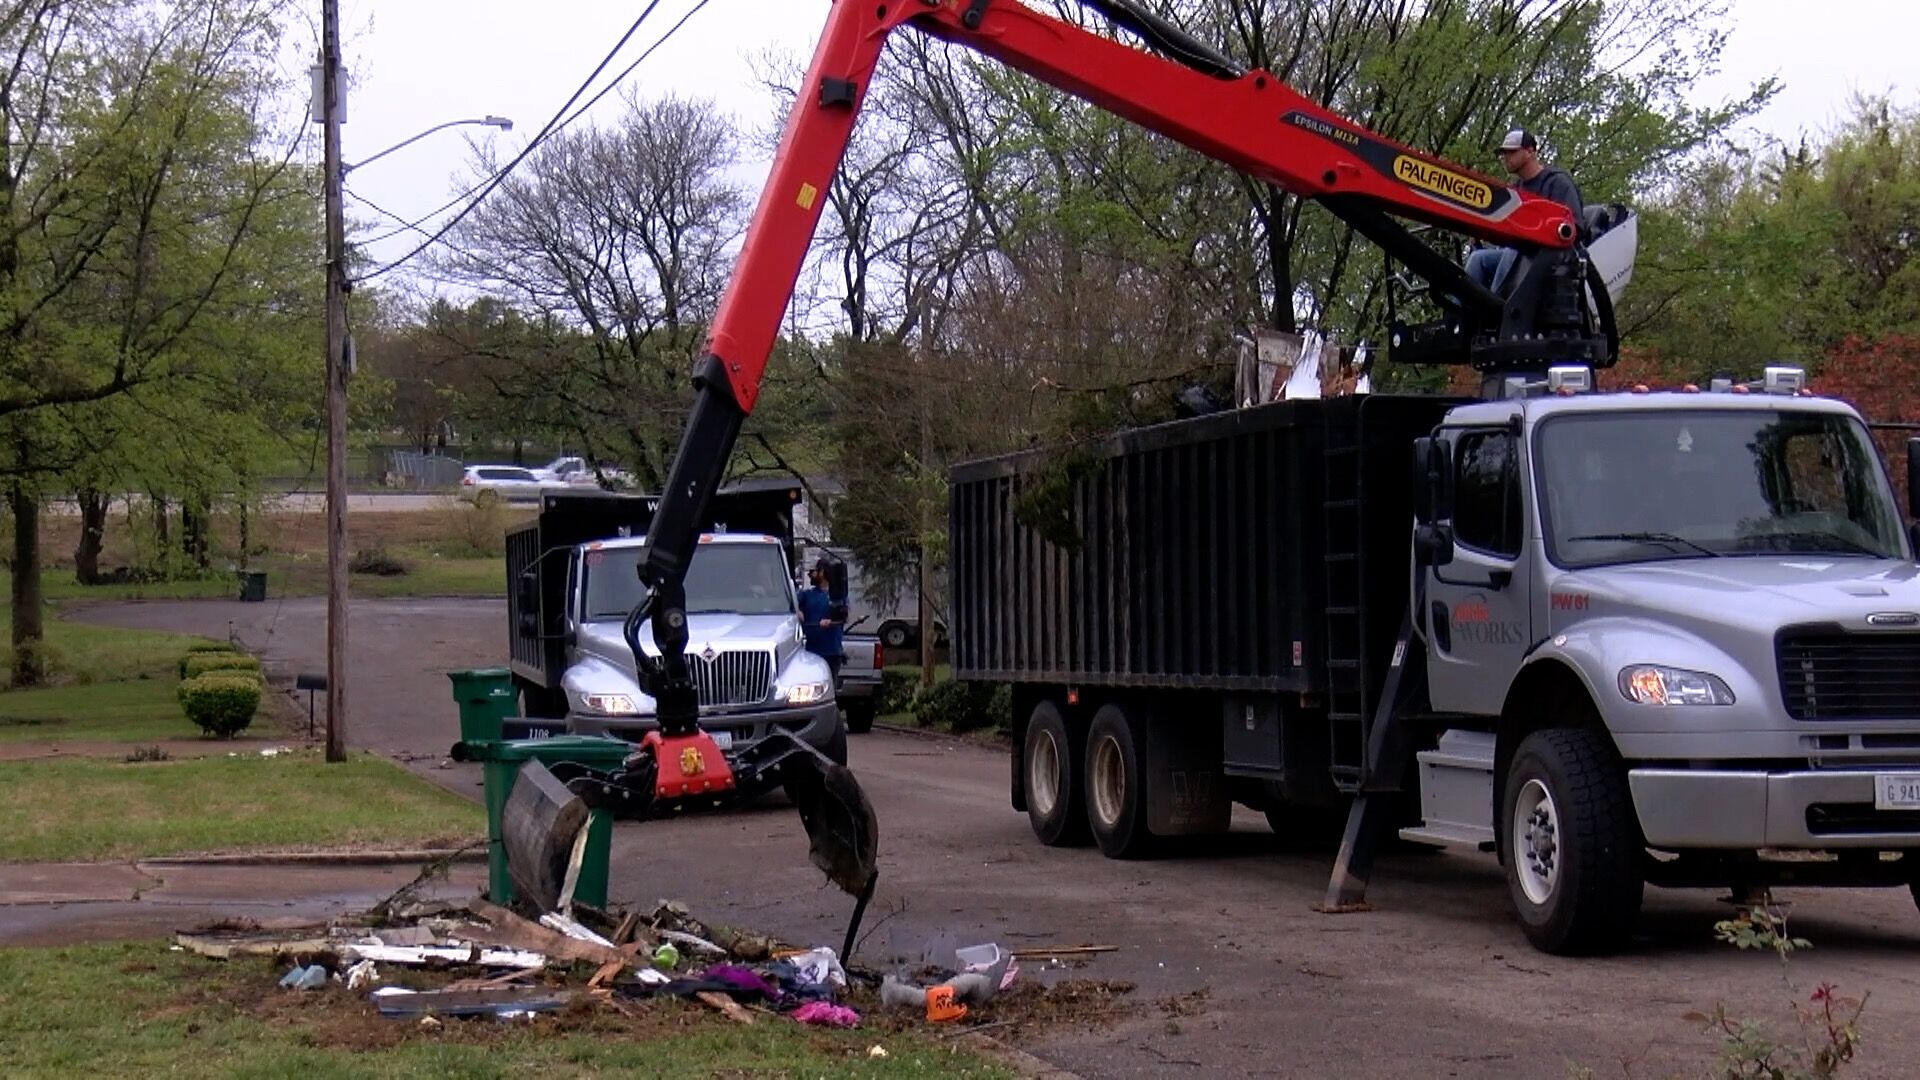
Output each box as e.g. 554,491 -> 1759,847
709,0 -> 1575,414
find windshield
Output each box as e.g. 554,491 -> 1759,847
580,543 -> 795,620
1535,410 -> 1907,568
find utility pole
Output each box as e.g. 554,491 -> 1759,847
321,0 -> 348,763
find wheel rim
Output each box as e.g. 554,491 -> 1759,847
1090,733 -> 1124,827
1513,778 -> 1560,906
1028,728 -> 1061,818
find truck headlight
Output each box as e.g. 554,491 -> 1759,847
784,681 -> 831,705
1618,665 -> 1735,706
580,693 -> 641,715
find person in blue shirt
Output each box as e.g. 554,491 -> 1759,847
796,558 -> 845,676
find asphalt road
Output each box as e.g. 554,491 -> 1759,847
76,598 -> 1920,1078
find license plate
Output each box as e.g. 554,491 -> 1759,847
707,730 -> 733,750
1874,773 -> 1920,810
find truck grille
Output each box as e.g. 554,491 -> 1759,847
689,650 -> 773,708
1777,628 -> 1920,721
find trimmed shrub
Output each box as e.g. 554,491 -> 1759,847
178,674 -> 261,738
179,649 -> 238,678
349,547 -> 409,576
181,652 -> 261,679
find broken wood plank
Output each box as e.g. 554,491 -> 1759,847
611,910 -> 641,946
1008,945 -> 1118,958
587,959 -> 626,989
462,898 -> 625,966
174,932 -> 334,960
693,991 -> 754,1024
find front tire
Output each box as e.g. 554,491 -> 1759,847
1023,700 -> 1088,846
1085,703 -> 1154,859
1502,729 -> 1643,955
843,699 -> 875,735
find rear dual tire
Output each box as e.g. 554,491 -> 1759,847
1024,701 -> 1090,846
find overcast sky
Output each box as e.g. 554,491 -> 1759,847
328,0 -> 1913,285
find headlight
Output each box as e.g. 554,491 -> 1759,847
580,693 -> 642,715
1618,665 -> 1735,706
784,681 -> 831,705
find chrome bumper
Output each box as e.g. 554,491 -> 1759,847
1630,767 -> 1920,849
567,701 -> 840,751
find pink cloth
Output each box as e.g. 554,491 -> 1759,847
789,1000 -> 860,1028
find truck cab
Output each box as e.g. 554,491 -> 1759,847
505,487 -> 847,767
1409,368 -> 1920,949
556,534 -> 845,762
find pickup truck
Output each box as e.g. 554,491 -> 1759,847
506,487 -> 848,767
836,633 -> 883,734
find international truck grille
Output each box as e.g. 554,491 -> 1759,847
1777,628 -> 1920,721
689,650 -> 773,708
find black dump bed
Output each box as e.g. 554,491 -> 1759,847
506,482 -> 801,690
948,395 -> 1456,706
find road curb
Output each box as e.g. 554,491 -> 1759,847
971,1036 -> 1081,1079
870,721 -> 1011,750
138,847 -> 486,867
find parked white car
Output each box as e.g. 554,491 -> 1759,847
535,456 -> 636,489
459,465 -> 546,502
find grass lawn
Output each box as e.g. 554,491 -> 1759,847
0,943 -> 1010,1079
0,679 -> 202,744
0,752 -> 482,861
0,607 -> 216,689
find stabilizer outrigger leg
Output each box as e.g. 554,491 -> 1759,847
1319,617 -> 1427,913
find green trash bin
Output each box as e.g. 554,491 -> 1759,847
448,667 -> 518,744
237,570 -> 267,602
451,734 -> 632,908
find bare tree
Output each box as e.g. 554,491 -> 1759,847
439,93 -> 745,487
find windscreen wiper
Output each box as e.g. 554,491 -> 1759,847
1565,532 -> 1721,558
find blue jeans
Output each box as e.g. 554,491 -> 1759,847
1467,247 -> 1518,293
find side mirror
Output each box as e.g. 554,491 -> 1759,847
1411,436 -> 1455,525
514,569 -> 540,638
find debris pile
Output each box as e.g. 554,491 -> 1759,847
175,891 -> 1130,1038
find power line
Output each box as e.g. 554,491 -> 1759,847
352,0 -> 717,255
350,0 -> 671,284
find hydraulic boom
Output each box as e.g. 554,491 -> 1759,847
631,0 -> 1616,757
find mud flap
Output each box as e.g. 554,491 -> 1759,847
502,760 -> 589,911
1144,704 -> 1230,835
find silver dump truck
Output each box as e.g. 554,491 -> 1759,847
951,364 -> 1920,954
507,488 -> 848,767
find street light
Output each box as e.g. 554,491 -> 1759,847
344,115 -> 514,175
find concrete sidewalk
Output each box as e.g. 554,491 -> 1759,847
0,857 -> 487,947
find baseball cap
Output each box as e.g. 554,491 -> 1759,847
1496,128 -> 1538,152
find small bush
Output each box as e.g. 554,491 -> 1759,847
461,495 -> 507,558
349,547 -> 409,576
878,667 -> 920,715
177,674 -> 261,738
181,652 -> 261,680
186,640 -> 235,654
908,679 -> 1011,732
